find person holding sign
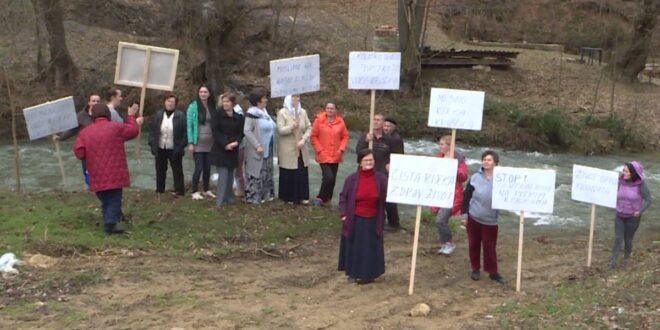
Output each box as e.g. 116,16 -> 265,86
210,93 -> 245,207
276,95 -> 312,204
73,104 -> 141,235
338,149 -> 388,284
243,89 -> 276,204
609,161 -> 653,269
382,118 -> 403,230
187,84 -> 217,200
461,150 -> 505,284
431,135 -> 468,255
148,94 -> 187,197
310,102 -> 349,206
104,87 -> 132,123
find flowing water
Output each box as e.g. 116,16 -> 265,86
1,133 -> 658,235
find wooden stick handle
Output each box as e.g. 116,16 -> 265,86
53,140 -> 66,187
368,89 -> 375,150
408,205 -> 422,295
516,211 -> 525,293
587,204 -> 596,267
135,48 -> 152,161
449,129 -> 456,158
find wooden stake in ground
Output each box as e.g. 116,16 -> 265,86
53,139 -> 66,187
516,211 -> 525,292
5,66 -> 21,193
134,48 -> 152,161
408,205 -> 423,295
368,89 -> 375,149
587,204 -> 597,267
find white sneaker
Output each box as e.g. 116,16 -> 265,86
204,190 -> 216,198
444,242 -> 456,255
191,192 -> 204,200
437,243 -> 448,255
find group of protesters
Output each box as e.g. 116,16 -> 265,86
57,85 -> 652,287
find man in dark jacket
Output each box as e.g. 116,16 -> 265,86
73,104 -> 141,235
383,117 -> 404,230
148,94 -> 188,196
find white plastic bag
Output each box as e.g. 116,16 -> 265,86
0,253 -> 24,274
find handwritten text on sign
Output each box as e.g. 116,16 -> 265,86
387,154 -> 458,208
348,52 -> 401,90
23,96 -> 78,140
571,165 -> 618,208
270,54 -> 320,98
492,167 -> 556,214
428,88 -> 485,130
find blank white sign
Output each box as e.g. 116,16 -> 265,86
115,42 -> 179,91
23,96 -> 78,140
428,88 -> 485,130
387,154 -> 458,208
270,54 -> 320,98
492,166 -> 556,214
348,51 -> 401,90
571,164 -> 618,208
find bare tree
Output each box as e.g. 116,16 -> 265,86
612,0 -> 658,82
398,0 -> 427,93
32,0 -> 78,88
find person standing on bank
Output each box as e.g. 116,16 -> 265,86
338,149 -> 388,284
187,84 -> 217,200
461,150 -> 505,284
105,87 -> 137,123
148,94 -> 187,197
277,94 -> 312,204
243,89 -> 276,204
73,104 -> 142,235
431,135 -> 468,255
210,93 -> 245,207
382,117 -> 404,230
310,102 -> 349,206
609,161 -> 652,269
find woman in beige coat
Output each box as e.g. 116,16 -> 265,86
277,94 -> 311,204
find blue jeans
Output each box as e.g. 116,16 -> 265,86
95,189 -> 123,226
192,152 -> 211,192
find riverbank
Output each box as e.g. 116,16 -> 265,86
0,190 -> 657,329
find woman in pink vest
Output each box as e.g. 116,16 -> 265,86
609,161 -> 652,268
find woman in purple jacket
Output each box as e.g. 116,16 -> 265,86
609,161 -> 652,268
338,149 -> 388,284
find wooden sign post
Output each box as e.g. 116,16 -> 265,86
4,66 -> 21,193
114,42 -> 179,160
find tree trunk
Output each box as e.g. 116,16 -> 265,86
398,0 -> 426,94
34,0 -> 78,88
613,0 -> 657,82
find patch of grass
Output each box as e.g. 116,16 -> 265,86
147,292 -> 191,308
0,191 -> 340,257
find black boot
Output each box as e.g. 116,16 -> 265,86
104,223 -> 125,235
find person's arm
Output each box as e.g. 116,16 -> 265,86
186,102 -> 196,145
310,117 -> 322,153
339,176 -> 352,220
355,133 -> 367,153
457,160 -> 468,183
461,180 -> 475,218
243,117 -> 261,149
73,135 -> 85,160
300,110 -> 312,143
392,136 -> 404,154
120,116 -> 139,141
212,114 -> 230,149
276,109 -> 295,136
339,123 -> 349,153
640,182 -> 653,215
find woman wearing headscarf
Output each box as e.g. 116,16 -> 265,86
609,161 -> 652,268
243,89 -> 276,204
310,102 -> 349,206
338,149 -> 388,284
210,93 -> 245,207
276,94 -> 312,204
148,94 -> 187,196
187,84 -> 216,200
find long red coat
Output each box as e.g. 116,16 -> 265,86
73,116 -> 139,192
310,112 -> 349,164
431,152 -> 469,215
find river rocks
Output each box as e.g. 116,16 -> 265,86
410,303 -> 431,317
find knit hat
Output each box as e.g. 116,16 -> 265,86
91,104 -> 111,121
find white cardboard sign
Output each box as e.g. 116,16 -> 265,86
428,88 -> 485,130
571,164 -> 618,208
348,51 -> 401,90
114,42 -> 179,91
492,167 -> 556,213
269,54 -> 320,98
23,96 -> 78,140
387,154 -> 458,208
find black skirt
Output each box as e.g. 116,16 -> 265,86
278,153 -> 309,202
338,216 -> 385,281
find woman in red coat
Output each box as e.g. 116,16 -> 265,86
310,103 -> 349,206
433,135 -> 468,255
73,104 -> 140,235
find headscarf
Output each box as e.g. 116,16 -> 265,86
283,95 -> 302,117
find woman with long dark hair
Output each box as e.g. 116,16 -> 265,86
187,84 -> 216,200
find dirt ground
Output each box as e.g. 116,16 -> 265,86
2,222 -> 647,330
